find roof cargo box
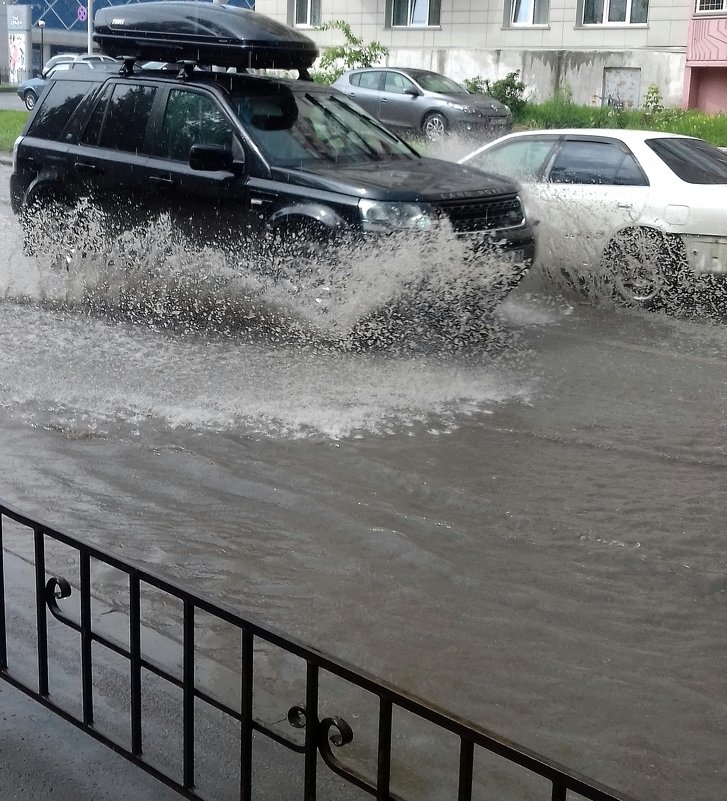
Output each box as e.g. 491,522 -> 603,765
93,1 -> 318,70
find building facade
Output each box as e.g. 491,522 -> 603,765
256,0 -> 692,107
4,0 -> 699,108
683,1 -> 727,110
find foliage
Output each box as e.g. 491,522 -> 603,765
310,20 -> 388,84
517,97 -> 727,146
462,70 -> 528,118
461,75 -> 488,94
642,84 -> 664,114
0,110 -> 27,151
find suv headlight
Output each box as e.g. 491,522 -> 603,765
359,199 -> 433,233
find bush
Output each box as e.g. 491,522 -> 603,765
463,71 -> 528,118
642,84 -> 664,114
310,20 -> 388,84
518,96 -> 727,146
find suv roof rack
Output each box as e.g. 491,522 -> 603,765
93,1 -> 318,72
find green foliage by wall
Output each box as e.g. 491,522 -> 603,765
311,20 -> 389,84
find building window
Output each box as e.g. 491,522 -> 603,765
390,0 -> 441,27
696,0 -> 725,11
511,0 -> 549,24
293,0 -> 320,27
583,0 -> 647,23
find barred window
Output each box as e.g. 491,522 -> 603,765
696,0 -> 725,11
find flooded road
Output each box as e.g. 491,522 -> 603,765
0,168 -> 725,800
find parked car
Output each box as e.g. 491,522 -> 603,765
17,58 -> 118,109
11,2 -> 536,317
459,128 -> 727,309
42,52 -> 117,77
332,68 -> 512,142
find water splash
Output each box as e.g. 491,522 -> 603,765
0,211 -> 545,439
17,205 -> 527,353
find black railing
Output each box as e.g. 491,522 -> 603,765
0,499 -> 637,801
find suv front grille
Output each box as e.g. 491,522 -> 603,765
435,195 -> 525,234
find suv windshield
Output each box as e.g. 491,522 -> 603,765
232,88 -> 417,167
646,137 -> 727,184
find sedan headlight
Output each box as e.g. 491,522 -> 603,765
359,199 -> 434,233
447,102 -> 478,114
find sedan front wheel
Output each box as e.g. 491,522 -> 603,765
421,112 -> 448,142
23,90 -> 37,110
602,227 -> 686,310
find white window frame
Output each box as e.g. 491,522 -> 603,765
391,0 -> 438,27
294,0 -> 320,28
510,0 -> 549,26
582,0 -> 648,25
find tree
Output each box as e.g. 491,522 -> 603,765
311,20 -> 388,84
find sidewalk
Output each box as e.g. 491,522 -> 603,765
1,682 -> 181,801
1,550 -> 361,801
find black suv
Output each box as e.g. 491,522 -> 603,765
10,4 -> 535,310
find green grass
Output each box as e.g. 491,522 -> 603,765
0,110 -> 28,151
516,99 -> 727,147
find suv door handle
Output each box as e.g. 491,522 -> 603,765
74,161 -> 98,173
150,174 -> 174,186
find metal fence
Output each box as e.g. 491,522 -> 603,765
0,498 -> 637,801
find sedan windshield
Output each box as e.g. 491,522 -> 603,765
410,72 -> 468,95
646,137 -> 727,184
231,89 -> 418,167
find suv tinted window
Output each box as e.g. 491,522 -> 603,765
548,140 -> 647,185
646,137 -> 727,184
27,79 -> 96,141
85,83 -> 156,153
233,89 -> 414,166
157,89 -> 235,160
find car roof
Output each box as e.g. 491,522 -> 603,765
347,66 -> 440,77
486,128 -> 698,143
48,65 -> 339,96
458,127 -> 705,162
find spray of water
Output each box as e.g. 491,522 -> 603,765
18,202 -> 529,354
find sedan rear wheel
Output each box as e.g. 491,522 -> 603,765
602,227 -> 685,310
23,90 -> 37,110
421,112 -> 447,142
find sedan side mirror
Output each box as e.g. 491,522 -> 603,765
404,86 -> 421,97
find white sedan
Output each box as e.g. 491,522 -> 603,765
459,128 -> 727,309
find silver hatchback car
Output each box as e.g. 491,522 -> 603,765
332,67 -> 512,141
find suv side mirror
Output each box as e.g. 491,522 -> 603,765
404,87 -> 421,97
189,144 -> 235,172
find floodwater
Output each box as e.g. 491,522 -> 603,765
0,166 -> 725,801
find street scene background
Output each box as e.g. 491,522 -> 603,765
0,160 -> 724,801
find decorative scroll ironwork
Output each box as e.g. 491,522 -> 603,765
0,498 -> 638,801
